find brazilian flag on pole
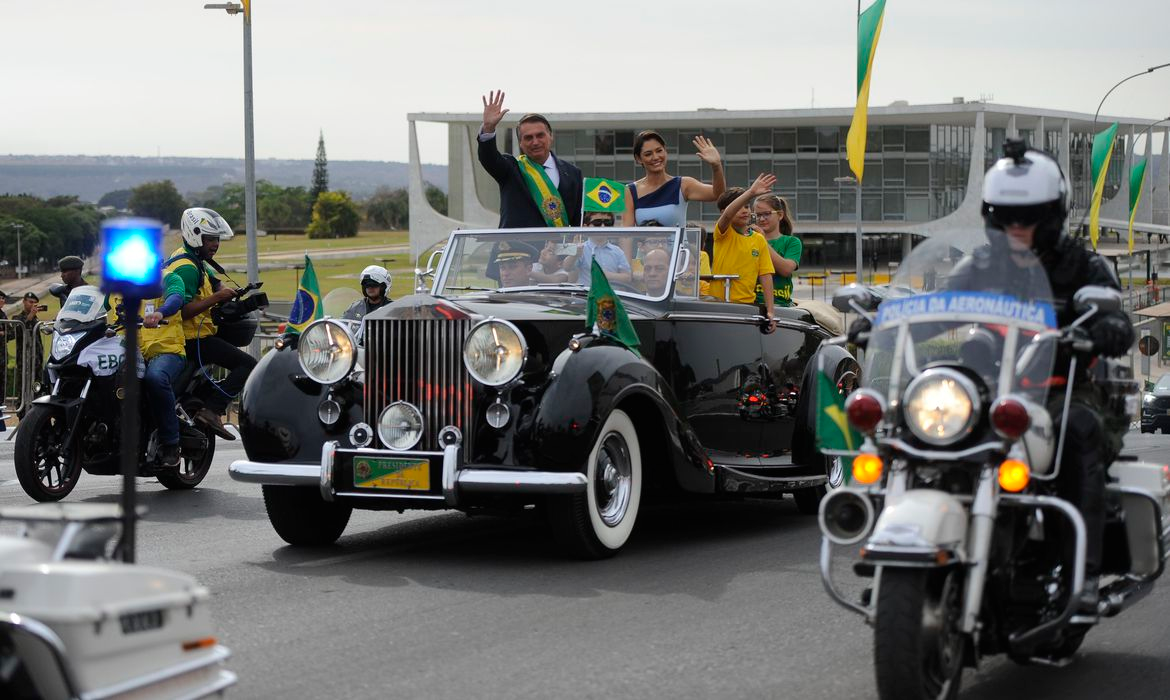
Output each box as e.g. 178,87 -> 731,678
582,177 -> 627,220
1128,159 -> 1148,254
815,364 -> 861,455
1088,122 -> 1119,250
288,254 -> 322,334
586,259 -> 641,357
846,0 -> 887,182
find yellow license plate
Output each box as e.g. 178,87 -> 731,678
353,457 -> 430,491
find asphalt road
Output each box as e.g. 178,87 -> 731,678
2,431 -> 1169,699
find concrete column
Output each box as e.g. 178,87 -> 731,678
1157,128 -> 1170,226
1060,119 -> 1071,181
1141,126 -> 1155,224
1006,114 -> 1018,139
1036,116 -> 1045,152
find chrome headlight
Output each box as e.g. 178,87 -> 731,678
903,369 -> 980,445
51,331 -> 83,360
297,320 -> 357,385
463,319 -> 527,387
1144,393 -> 1155,404
378,401 -> 423,451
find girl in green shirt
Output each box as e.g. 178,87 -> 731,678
753,194 -> 802,307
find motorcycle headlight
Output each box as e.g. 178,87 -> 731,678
51,331 -> 82,360
297,320 -> 357,385
378,401 -> 423,451
1144,393 -> 1155,404
463,319 -> 527,387
903,369 -> 980,446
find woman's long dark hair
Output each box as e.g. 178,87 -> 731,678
755,194 -> 794,236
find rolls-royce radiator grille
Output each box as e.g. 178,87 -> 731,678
364,319 -> 473,453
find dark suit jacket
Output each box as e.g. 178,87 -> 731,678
477,134 -> 583,228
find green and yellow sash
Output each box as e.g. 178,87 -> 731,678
516,155 -> 569,227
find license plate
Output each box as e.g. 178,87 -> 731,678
353,457 -> 430,491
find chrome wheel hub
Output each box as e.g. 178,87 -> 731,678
593,432 -> 632,527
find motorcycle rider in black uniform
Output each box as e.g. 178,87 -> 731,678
342,265 -> 393,321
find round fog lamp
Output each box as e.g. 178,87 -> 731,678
318,398 -> 341,425
349,422 -> 373,448
486,399 -> 510,429
379,402 -> 423,451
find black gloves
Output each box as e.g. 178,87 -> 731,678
1088,315 -> 1134,357
847,317 -> 872,348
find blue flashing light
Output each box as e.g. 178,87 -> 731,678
100,217 -> 164,297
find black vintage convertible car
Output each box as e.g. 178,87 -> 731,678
229,227 -> 858,558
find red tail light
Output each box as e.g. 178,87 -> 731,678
990,396 -> 1030,439
845,390 -> 884,433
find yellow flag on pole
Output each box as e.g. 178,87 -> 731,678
846,0 -> 887,183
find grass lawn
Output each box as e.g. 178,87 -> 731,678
162,229 -> 410,260
257,253 -> 415,303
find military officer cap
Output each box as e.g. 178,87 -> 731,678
492,241 -> 538,264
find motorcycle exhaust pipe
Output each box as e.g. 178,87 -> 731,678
818,489 -> 876,546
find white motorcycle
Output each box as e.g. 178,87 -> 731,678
817,227 -> 1168,699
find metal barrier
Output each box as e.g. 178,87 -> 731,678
1,318 -> 43,419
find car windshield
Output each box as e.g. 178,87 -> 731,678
1156,375 -> 1170,390
434,227 -> 703,302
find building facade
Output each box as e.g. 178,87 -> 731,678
407,101 -> 1169,266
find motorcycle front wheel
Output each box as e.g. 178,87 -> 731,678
156,426 -> 215,490
14,405 -> 83,502
874,567 -> 966,700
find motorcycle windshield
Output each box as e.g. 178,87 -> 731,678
865,227 -> 1057,435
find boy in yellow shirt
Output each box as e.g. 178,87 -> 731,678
711,173 -> 777,331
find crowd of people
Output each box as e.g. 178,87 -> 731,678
476,90 -> 804,323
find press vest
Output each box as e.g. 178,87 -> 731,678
167,247 -> 219,341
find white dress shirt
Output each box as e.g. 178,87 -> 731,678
479,130 -> 559,188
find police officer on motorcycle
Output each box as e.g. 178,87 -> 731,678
170,208 -> 257,439
962,140 -> 1133,603
342,265 -> 393,321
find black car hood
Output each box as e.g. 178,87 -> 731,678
365,293 -> 658,323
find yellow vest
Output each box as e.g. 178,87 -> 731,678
106,290 -> 186,360
167,247 -> 218,341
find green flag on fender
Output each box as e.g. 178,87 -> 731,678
586,259 -> 641,356
288,255 -> 322,334
816,370 -> 860,454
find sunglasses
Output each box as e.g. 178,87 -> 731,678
986,203 -> 1049,228
585,218 -> 614,227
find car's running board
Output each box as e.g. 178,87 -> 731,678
716,464 -> 826,494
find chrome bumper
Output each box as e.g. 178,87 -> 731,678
229,442 -> 586,509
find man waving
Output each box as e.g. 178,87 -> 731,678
477,90 -> 583,228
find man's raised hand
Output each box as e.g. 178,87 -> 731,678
481,90 -> 509,135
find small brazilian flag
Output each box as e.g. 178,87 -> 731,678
288,255 -> 322,334
582,177 -> 627,217
816,370 -> 861,454
586,259 -> 641,357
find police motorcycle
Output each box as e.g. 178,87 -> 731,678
14,283 -> 234,502
816,226 -> 1167,699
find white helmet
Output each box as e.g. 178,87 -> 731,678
359,265 -> 392,293
180,208 -> 234,249
981,140 -> 1068,251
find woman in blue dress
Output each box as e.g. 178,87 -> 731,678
621,131 -> 726,227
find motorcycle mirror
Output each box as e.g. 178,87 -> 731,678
831,284 -> 880,314
1073,286 -> 1122,316
48,283 -> 68,299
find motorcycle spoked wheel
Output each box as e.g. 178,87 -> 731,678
14,405 -> 83,502
155,426 -> 215,490
874,567 -> 967,700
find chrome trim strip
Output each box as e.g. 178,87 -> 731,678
1,611 -> 83,696
82,644 -> 235,700
879,437 -> 1006,461
663,312 -> 763,324
333,492 -> 447,501
819,538 -> 871,619
228,460 -> 321,486
457,470 -> 588,494
320,441 -> 337,502
442,442 -> 460,506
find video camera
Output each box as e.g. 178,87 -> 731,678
212,281 -> 269,347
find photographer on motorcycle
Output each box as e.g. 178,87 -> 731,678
171,207 -> 257,439
342,265 -> 393,321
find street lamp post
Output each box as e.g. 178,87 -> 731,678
12,223 -> 23,280
205,1 -> 260,356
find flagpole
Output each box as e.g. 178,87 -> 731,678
855,0 -> 863,285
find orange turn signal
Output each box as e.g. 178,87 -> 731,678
852,454 -> 883,484
998,459 -> 1030,492
182,637 -> 217,652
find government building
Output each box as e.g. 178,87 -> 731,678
406,101 -> 1169,271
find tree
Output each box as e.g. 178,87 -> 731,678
257,181 -> 312,229
364,187 -> 409,230
307,191 -> 359,239
128,180 -> 187,228
98,188 -> 133,210
424,182 -> 448,216
310,130 -> 328,205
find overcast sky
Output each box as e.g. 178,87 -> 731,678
3,0 -> 1168,164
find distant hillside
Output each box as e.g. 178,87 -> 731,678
0,155 -> 448,202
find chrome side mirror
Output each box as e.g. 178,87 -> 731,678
424,247 -> 445,275
1073,285 -> 1122,315
831,284 -> 880,314
414,247 -> 446,293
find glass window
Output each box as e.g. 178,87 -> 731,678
724,130 -> 749,155
773,129 -> 796,153
839,127 -> 851,153
906,160 -> 929,188
615,130 -> 634,155
906,195 -> 930,221
883,126 -> 905,152
576,129 -> 597,156
864,160 -> 882,184
727,163 -> 750,189
862,196 -> 882,221
819,160 -> 839,187
883,190 -> 905,216
616,159 -> 636,183
884,157 -> 905,185
797,127 -> 818,152
906,128 -> 930,153
840,190 -> 857,217
818,196 -> 840,221
594,161 -> 615,179
658,129 -> 679,149
750,128 -> 772,151
775,162 -> 796,189
865,127 -> 882,153
699,130 -> 722,148
797,192 -> 817,221
817,127 -> 839,153
797,159 -> 818,185
595,131 -> 615,156
678,160 -> 701,181
578,161 -> 595,178
557,130 -> 576,154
